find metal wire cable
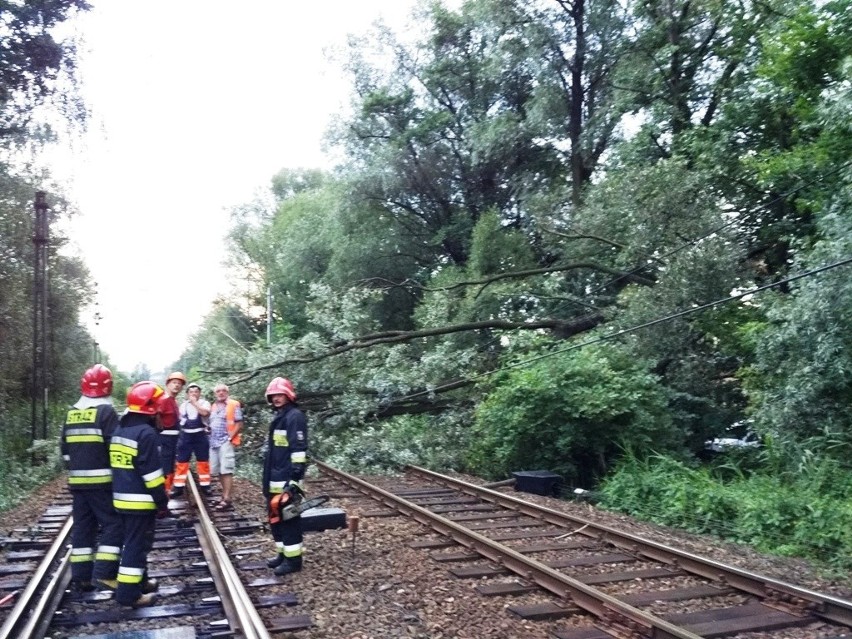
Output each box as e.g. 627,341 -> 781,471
396,255 -> 852,402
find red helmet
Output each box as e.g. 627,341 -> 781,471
265,377 -> 296,403
81,364 -> 113,398
126,381 -> 165,415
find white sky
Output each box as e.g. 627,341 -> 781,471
51,0 -> 426,375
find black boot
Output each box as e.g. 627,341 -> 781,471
273,557 -> 302,576
72,580 -> 95,593
266,554 -> 285,568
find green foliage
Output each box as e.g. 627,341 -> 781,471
747,180 -> 852,453
0,406 -> 63,512
315,413 -> 473,474
0,0 -> 90,141
468,209 -> 536,277
208,0 -> 852,571
467,344 -> 677,485
600,452 -> 852,571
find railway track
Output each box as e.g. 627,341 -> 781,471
0,475 -> 305,639
313,462 -> 852,639
2,465 -> 850,638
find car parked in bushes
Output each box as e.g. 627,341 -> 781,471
704,420 -> 760,453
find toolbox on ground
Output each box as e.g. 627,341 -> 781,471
511,470 -> 563,497
301,507 -> 347,532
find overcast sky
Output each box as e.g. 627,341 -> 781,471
52,0 -> 426,375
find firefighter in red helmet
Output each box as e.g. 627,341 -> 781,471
60,364 -> 123,592
108,381 -> 169,608
263,376 -> 307,575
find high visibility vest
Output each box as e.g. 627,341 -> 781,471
225,398 -> 241,445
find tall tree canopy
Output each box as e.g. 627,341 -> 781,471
186,0 -> 852,479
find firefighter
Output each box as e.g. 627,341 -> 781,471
158,371 -> 186,494
263,377 -> 308,575
109,381 -> 169,608
60,364 -> 123,592
171,382 -> 212,497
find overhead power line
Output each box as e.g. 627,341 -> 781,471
399,255 -> 852,402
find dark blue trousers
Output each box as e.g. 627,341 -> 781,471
115,513 -> 156,606
70,488 -> 123,582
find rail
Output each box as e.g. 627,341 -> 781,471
187,472 -> 271,639
406,464 -> 852,627
315,460 -> 704,639
0,516 -> 72,639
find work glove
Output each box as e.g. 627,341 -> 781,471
156,507 -> 170,519
291,463 -> 306,481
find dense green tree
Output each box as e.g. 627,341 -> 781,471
468,342 -> 676,485
210,0 -> 852,481
747,177 -> 852,452
338,0 -> 567,267
0,0 -> 89,142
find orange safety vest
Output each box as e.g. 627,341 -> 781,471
224,398 -> 241,446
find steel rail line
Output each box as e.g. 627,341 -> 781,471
406,464 -> 852,627
187,472 -> 271,639
0,516 -> 72,639
315,460 -> 703,639
2,479 -> 272,639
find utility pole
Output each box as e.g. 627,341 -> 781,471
93,282 -> 102,364
31,192 -> 50,449
266,285 -> 273,346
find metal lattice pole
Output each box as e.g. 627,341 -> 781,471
31,192 -> 50,450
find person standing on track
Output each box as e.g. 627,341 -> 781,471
109,381 -> 169,608
60,364 -> 123,592
171,382 -> 212,496
157,371 -> 186,494
263,377 -> 308,575
208,383 -> 243,510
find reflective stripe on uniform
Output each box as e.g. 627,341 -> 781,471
142,468 -> 165,489
66,427 -> 105,444
69,468 -> 112,478
113,492 -> 156,510
110,436 -> 138,449
68,468 -> 112,485
283,542 -> 302,558
70,547 -> 94,562
118,565 -> 144,584
96,545 -> 121,561
291,451 -> 306,463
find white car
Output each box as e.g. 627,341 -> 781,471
704,429 -> 760,453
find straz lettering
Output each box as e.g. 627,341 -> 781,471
67,409 -> 97,424
273,434 -> 289,447
110,451 -> 134,468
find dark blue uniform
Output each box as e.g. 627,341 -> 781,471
109,412 -> 168,606
61,399 -> 123,585
263,403 -> 308,568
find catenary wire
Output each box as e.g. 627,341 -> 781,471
395,255 -> 852,402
